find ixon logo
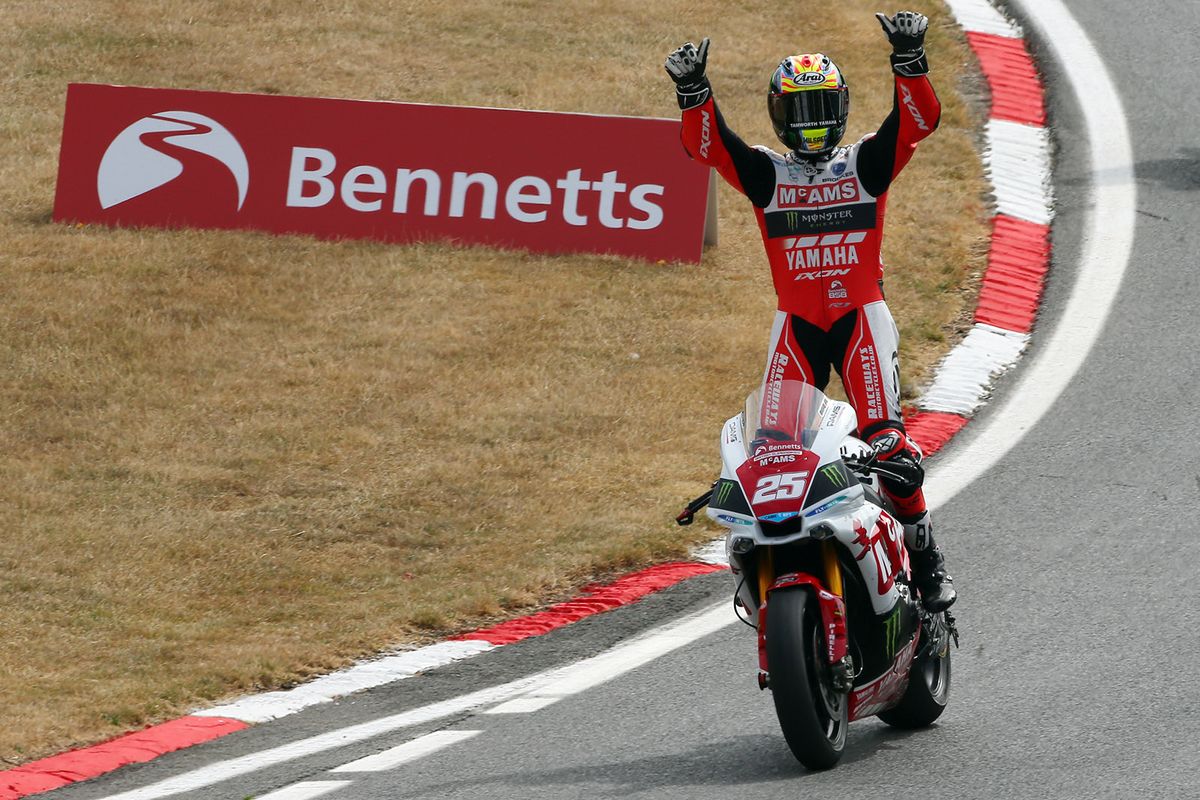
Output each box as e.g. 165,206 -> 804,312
899,85 -> 930,132
97,111 -> 249,210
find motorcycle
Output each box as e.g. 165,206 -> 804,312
677,378 -> 957,769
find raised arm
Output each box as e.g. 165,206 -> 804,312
858,11 -> 942,198
665,38 -> 777,208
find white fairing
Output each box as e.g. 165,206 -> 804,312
707,385 -> 904,624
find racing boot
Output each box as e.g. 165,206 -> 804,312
903,512 -> 956,612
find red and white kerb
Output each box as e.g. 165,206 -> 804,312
904,0 -> 1054,456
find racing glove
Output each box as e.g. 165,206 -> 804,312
664,37 -> 711,110
876,10 -> 930,77
868,427 -> 925,494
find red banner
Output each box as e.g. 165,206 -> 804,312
53,83 -> 713,263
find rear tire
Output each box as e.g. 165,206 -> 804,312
877,615 -> 952,728
766,588 -> 847,769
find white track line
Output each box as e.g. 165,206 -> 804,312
927,0 -> 1136,510
484,696 -> 562,715
255,781 -> 352,800
329,730 -> 482,773
93,602 -> 731,800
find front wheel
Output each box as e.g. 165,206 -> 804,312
877,613 -> 952,728
766,588 -> 847,769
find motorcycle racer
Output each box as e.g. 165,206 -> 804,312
666,10 -> 955,611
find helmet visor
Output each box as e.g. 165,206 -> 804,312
768,88 -> 848,130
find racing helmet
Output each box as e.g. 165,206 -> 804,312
768,53 -> 849,159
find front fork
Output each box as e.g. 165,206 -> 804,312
752,542 -> 845,600
756,541 -> 855,691
821,540 -> 844,598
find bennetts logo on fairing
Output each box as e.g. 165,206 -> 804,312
97,111 -> 249,210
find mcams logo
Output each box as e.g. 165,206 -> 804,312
775,178 -> 859,209
285,148 -> 667,230
97,111 -> 249,210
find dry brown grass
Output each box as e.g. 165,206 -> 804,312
0,0 -> 987,764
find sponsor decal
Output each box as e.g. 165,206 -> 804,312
763,352 -> 789,427
859,345 -> 884,420
850,636 -> 918,719
761,511 -> 800,523
711,478 -> 753,516
800,128 -> 828,151
97,111 -> 249,211
751,442 -> 807,463
900,83 -> 930,132
717,513 -> 754,527
910,518 -> 931,551
831,161 -> 847,177
766,202 -> 877,237
828,279 -> 848,299
853,519 -> 896,597
804,494 -> 848,517
821,463 -> 848,488
796,267 -> 854,280
54,83 -> 712,263
775,178 -> 859,209
871,430 -> 902,458
878,510 -> 909,574
286,157 -> 665,230
788,247 -> 858,271
699,110 -> 712,159
882,605 -> 903,660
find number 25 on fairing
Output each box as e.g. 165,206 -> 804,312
752,472 -> 810,504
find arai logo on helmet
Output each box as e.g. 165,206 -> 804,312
97,111 -> 249,210
795,72 -> 827,86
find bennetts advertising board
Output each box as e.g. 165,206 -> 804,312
54,84 -> 713,262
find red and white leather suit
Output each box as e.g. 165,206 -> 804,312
679,74 -> 941,522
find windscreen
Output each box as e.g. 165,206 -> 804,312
753,378 -> 830,450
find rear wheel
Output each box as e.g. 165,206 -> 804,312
877,614 -> 952,728
766,588 -> 847,769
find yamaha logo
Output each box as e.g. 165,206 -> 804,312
97,110 -> 249,210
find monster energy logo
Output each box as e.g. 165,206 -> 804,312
821,464 -> 846,488
883,606 -> 902,661
785,211 -> 800,230
715,480 -> 735,506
